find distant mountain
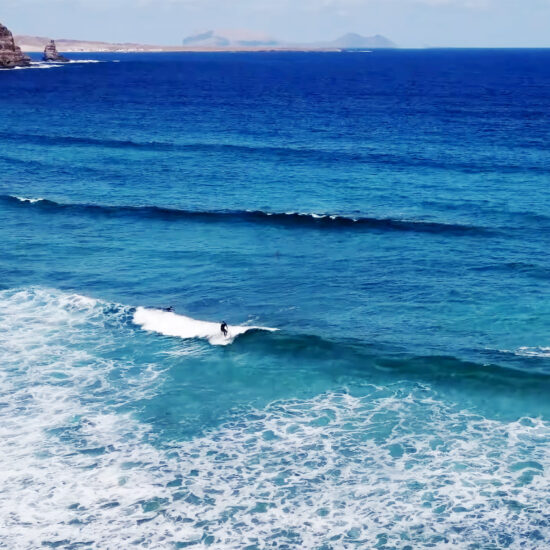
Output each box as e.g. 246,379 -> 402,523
329,33 -> 396,49
182,29 -> 280,48
180,30 -> 395,50
15,30 -> 396,53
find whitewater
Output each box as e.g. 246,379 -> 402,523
1,287 -> 550,549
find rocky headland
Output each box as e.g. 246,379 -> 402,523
0,23 -> 31,68
43,40 -> 69,62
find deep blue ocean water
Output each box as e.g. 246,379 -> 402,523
1,50 -> 550,548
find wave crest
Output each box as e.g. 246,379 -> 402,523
2,195 -> 488,236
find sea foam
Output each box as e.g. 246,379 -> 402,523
13,196 -> 44,203
12,62 -> 62,70
6,60 -> 105,71
1,287 -> 550,549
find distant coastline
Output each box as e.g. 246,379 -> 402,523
15,31 -> 396,53
18,44 -> 345,53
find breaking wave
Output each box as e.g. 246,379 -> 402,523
133,306 -> 276,346
12,195 -> 44,204
507,347 -> 550,359
2,195 -> 489,236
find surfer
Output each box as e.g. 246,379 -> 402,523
220,321 -> 228,337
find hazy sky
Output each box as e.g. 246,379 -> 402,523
2,0 -> 550,48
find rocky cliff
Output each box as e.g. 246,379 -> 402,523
0,23 -> 31,68
43,40 -> 69,62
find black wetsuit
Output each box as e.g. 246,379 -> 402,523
221,322 -> 228,337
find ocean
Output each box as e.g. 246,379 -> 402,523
1,49 -> 550,549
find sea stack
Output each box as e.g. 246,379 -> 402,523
0,22 -> 31,68
43,40 -> 69,62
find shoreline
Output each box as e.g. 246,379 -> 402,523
20,45 -> 345,53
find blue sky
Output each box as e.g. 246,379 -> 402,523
2,0 -> 549,47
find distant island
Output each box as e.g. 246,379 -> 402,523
16,30 -> 396,53
179,30 -> 396,50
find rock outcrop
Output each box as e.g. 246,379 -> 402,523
43,40 -> 69,62
0,23 -> 31,68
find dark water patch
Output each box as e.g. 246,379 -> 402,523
224,331 -> 550,421
233,329 -> 550,382
0,131 -> 548,175
421,200 -> 550,231
0,131 -> 185,153
1,195 -> 491,237
0,153 -> 118,176
129,327 -> 550,441
470,261 -> 550,280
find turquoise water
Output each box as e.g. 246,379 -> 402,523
1,50 -> 550,548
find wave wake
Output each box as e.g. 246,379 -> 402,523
2,195 -> 488,236
133,307 -> 276,346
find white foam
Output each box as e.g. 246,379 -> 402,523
497,346 -> 550,358
1,286 -> 550,549
515,346 -> 550,358
133,306 -> 277,345
13,196 -> 44,204
68,59 -> 101,63
0,287 -> 170,547
11,62 -> 62,70
4,60 -> 105,71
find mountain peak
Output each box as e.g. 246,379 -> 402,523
332,33 -> 396,48
182,29 -> 279,48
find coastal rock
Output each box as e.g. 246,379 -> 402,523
0,23 -> 31,68
43,40 -> 69,62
